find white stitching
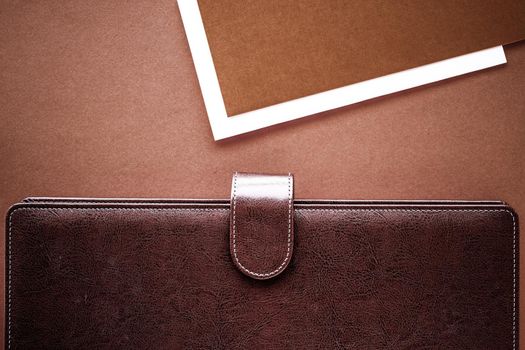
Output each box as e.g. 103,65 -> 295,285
231,173 -> 294,278
8,208 -> 228,212
23,199 -> 228,205
7,206 -> 517,348
512,211 -> 517,350
7,208 -> 13,350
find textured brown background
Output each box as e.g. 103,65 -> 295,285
1,0 -> 524,346
199,0 -> 525,115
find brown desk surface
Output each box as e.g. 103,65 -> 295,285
1,1 -> 524,345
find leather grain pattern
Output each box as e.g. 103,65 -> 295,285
5,201 -> 519,349
230,172 -> 294,279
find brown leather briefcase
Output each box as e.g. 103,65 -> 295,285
5,172 -> 519,349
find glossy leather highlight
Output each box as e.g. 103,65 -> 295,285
230,172 -> 294,280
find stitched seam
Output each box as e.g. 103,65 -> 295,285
7,207 -> 516,349
8,208 -> 228,212
231,173 -> 293,278
7,209 -> 13,350
24,199 -> 228,205
512,210 -> 517,350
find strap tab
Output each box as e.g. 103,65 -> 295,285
230,172 -> 294,280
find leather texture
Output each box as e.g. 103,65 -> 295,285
4,174 -> 520,349
230,172 -> 294,280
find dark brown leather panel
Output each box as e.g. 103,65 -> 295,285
5,202 -> 518,349
230,172 -> 294,279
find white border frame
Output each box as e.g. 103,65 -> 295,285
178,0 -> 506,140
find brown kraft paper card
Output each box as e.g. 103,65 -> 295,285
197,0 -> 525,116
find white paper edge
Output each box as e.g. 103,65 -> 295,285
178,0 -> 507,141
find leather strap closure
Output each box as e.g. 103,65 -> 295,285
230,172 -> 294,280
